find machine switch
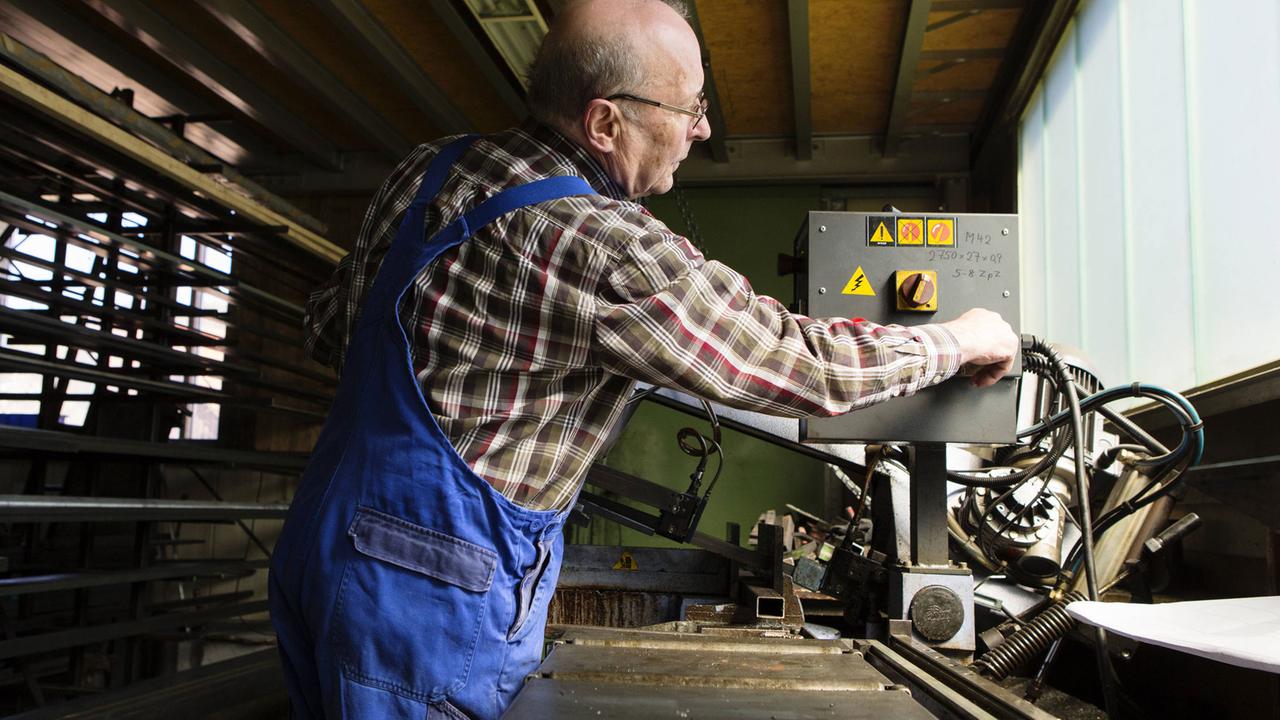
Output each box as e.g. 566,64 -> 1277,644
896,270 -> 938,312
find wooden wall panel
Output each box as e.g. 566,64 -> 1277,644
810,0 -> 907,134
364,0 -> 518,133
255,0 -> 440,145
694,0 -> 791,137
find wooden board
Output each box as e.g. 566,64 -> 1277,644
810,0 -> 908,134
694,0 -> 792,137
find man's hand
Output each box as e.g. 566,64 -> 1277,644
939,308 -> 1019,388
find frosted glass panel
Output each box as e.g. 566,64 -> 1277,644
1018,0 -> 1280,390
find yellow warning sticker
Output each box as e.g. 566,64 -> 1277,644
897,218 -> 924,246
927,218 -> 955,246
613,551 -> 638,571
867,218 -> 896,246
842,265 -> 876,296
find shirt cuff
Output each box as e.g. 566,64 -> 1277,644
908,323 -> 964,388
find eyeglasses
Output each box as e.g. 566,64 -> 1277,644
605,92 -> 709,125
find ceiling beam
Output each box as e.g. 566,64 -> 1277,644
313,0 -> 472,136
79,0 -> 343,171
920,48 -> 1006,61
883,0 -> 934,158
787,0 -> 812,161
684,2 -> 729,163
200,1 -> 412,160
971,0 -> 1079,165
680,134 -> 969,186
428,0 -> 527,121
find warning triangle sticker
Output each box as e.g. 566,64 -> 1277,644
869,221 -> 895,245
842,266 -> 875,296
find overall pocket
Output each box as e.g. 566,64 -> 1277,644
330,507 -> 497,700
507,537 -> 552,640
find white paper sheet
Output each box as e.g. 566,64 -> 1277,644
1067,596 -> 1280,674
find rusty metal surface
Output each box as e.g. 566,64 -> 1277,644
547,624 -> 848,654
557,545 -> 730,595
535,644 -> 890,691
547,588 -> 679,628
684,603 -> 737,623
503,679 -> 935,719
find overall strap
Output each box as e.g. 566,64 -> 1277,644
360,137 -> 597,329
454,175 -> 595,240
358,135 -> 476,323
415,135 -> 478,209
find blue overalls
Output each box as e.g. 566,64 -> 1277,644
269,136 -> 595,719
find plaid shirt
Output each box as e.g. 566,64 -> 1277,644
305,122 -> 962,511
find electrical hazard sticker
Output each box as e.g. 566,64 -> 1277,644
897,218 -> 924,246
867,217 -> 896,246
842,265 -> 875,296
927,218 -> 955,246
613,551 -> 639,571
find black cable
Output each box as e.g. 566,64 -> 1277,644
947,352 -> 1074,488
1025,336 -> 1119,718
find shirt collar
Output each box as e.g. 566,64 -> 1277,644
522,119 -> 628,202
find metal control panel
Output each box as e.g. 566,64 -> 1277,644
797,211 -> 1021,444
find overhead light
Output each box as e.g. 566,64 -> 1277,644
462,0 -> 549,89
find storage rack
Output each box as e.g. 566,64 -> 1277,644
0,37 -> 334,713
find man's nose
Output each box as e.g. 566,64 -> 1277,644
691,114 -> 711,142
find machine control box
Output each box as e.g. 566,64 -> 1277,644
796,211 -> 1021,444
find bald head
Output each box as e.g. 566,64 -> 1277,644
526,0 -> 699,132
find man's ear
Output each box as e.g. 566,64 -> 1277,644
581,99 -> 623,153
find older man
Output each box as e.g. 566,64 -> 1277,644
268,0 -> 1017,717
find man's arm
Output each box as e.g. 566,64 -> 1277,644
592,227 -> 1016,417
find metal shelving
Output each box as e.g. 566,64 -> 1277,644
0,32 -> 335,712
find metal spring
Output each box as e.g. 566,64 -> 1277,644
972,591 -> 1087,680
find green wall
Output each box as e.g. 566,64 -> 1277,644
573,184 -> 832,549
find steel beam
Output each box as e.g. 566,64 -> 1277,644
0,306 -> 255,375
0,348 -> 229,401
0,30 -> 328,236
0,496 -> 289,523
79,0 -> 343,171
0,425 -> 309,472
884,0 -> 934,158
0,188 -> 304,316
683,2 -> 730,163
427,0 -> 527,121
0,560 -> 268,596
7,649 -> 283,719
314,0 -> 472,136
786,0 -> 812,161
0,600 -> 270,661
200,2 -> 411,159
0,2 -> 285,172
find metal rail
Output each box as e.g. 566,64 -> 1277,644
0,600 -> 270,661
0,496 -> 289,523
0,425 -> 307,472
0,560 -> 268,596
